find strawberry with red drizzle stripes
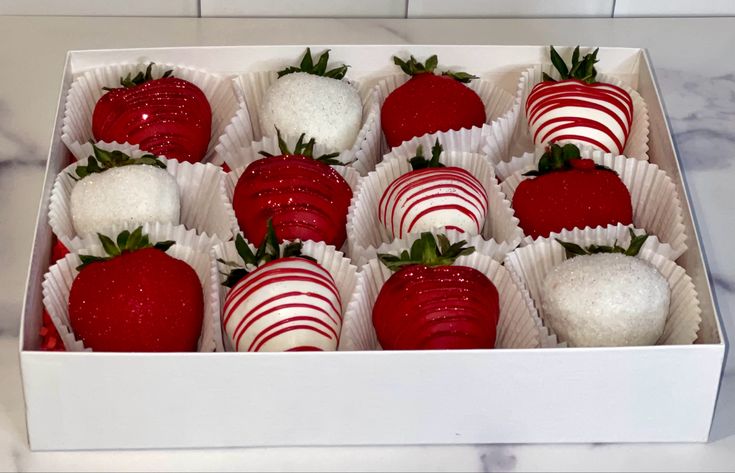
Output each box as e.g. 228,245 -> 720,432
220,222 -> 343,352
512,143 -> 633,239
232,129 -> 353,248
373,233 -> 499,350
526,46 -> 634,155
93,63 -> 212,163
378,141 -> 488,238
381,55 -> 486,149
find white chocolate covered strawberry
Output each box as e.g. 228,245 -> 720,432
221,224 -> 342,352
69,145 -> 179,236
526,46 -> 634,155
378,141 -> 488,238
260,48 -> 362,153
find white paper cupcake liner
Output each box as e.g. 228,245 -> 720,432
211,238 -> 358,352
346,151 -> 523,266
371,74 -> 520,161
229,71 -> 382,176
503,233 -> 702,346
339,250 -> 545,351
501,152 -> 687,259
49,142 -> 238,248
42,228 -> 218,352
61,62 -> 238,163
500,65 -> 649,162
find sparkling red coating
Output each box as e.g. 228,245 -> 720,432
232,155 -> 353,247
92,77 -> 212,163
381,74 -> 486,149
373,265 -> 499,350
68,247 -> 204,352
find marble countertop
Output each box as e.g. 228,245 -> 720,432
1,15 -> 734,471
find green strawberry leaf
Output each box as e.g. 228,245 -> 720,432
378,232 -> 475,272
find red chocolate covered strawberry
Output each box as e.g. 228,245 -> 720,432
220,223 -> 342,352
526,46 -> 634,155
232,130 -> 353,248
92,63 -> 212,163
373,233 -> 499,350
381,55 -> 486,149
512,143 -> 633,239
378,140 -> 488,238
68,227 -> 203,352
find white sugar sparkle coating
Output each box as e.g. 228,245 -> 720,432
70,165 -> 180,236
259,72 -> 362,153
541,253 -> 670,347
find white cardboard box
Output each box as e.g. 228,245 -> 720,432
19,45 -> 725,450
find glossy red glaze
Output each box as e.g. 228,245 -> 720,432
92,77 -> 212,163
232,155 -> 353,247
373,265 -> 499,350
381,74 -> 486,149
68,248 -> 203,352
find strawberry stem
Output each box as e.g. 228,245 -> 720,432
378,233 -> 475,272
556,229 -> 649,259
543,45 -> 599,84
258,128 -> 342,165
523,143 -> 612,177
219,219 -> 316,288
277,48 -> 349,80
393,54 -> 478,83
102,62 -> 173,91
70,144 -> 166,181
409,139 -> 445,170
77,227 -> 174,270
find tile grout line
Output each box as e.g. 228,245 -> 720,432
611,0 -> 617,18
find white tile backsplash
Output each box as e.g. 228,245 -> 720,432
614,0 -> 735,17
0,0 -> 198,16
200,0 -> 407,18
407,0 -> 614,18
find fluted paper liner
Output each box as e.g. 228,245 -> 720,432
369,74 -> 520,163
61,62 -> 238,163
346,151 -> 522,267
339,251 -> 548,351
49,142 -> 237,247
501,152 -> 687,259
211,238 -> 358,352
229,71 -> 381,176
42,227 -> 218,352
503,232 -> 701,346
497,65 -> 649,162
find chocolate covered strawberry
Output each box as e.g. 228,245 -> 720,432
69,145 -> 180,236
68,228 -> 203,352
232,130 -> 353,248
378,140 -> 488,238
220,223 -> 342,352
260,48 -> 362,153
373,233 -> 499,350
92,63 -> 212,163
526,46 -> 633,155
381,55 -> 486,149
512,143 -> 633,239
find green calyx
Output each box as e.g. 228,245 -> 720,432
393,55 -> 478,84
219,219 -> 316,288
70,144 -> 166,181
556,229 -> 649,259
543,45 -> 599,84
103,62 -> 173,91
77,226 -> 175,270
277,48 -> 349,80
409,139 -> 445,170
523,143 -> 611,177
378,232 -> 475,272
259,127 -> 342,165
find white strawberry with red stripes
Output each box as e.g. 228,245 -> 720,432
526,46 -> 633,156
378,141 -> 488,238
220,222 -> 342,352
